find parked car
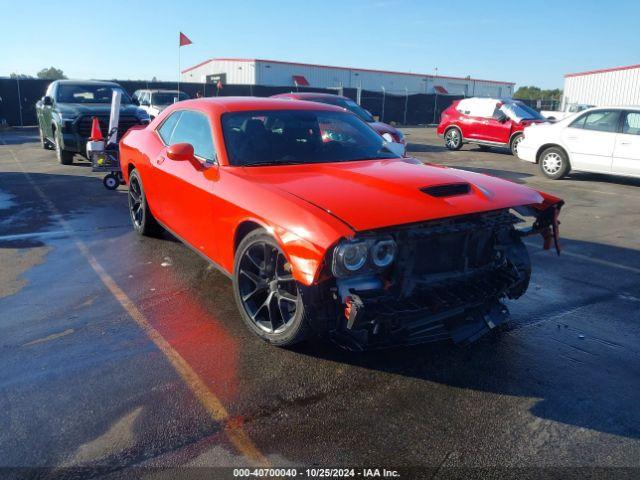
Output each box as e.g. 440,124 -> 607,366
271,92 -> 406,155
517,106 -> 640,179
36,80 -> 150,165
132,89 -> 189,120
541,103 -> 594,122
119,97 -> 563,349
437,98 -> 548,155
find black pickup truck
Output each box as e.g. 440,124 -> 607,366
35,80 -> 150,164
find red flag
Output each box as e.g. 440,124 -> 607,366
217,79 -> 223,90
179,32 -> 192,47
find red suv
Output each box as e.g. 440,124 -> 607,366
272,92 -> 406,154
437,98 -> 547,155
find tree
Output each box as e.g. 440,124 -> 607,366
36,67 -> 67,80
514,85 -> 562,101
9,72 -> 34,79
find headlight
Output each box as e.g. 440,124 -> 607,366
332,236 -> 397,277
371,239 -> 396,267
334,242 -> 368,273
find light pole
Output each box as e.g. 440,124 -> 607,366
381,86 -> 386,122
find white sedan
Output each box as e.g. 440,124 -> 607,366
517,106 -> 640,179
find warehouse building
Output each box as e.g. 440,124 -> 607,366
181,58 -> 514,97
563,63 -> 640,108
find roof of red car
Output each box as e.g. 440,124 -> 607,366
176,96 -> 346,113
272,92 -> 348,100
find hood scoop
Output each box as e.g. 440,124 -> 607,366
421,182 -> 471,198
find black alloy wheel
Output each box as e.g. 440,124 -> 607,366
233,230 -> 310,346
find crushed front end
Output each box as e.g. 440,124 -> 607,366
322,203 -> 562,349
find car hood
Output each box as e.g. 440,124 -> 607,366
57,103 -> 145,117
368,121 -> 399,135
240,158 -> 545,232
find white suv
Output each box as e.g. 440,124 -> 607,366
132,89 -> 189,120
517,107 -> 640,179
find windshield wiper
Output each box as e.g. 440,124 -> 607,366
241,160 -> 305,167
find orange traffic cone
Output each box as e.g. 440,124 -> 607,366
89,117 -> 103,141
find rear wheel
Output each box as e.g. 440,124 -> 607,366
510,134 -> 524,156
233,229 -> 310,347
54,128 -> 74,165
128,169 -> 163,236
539,147 -> 570,179
444,128 -> 463,150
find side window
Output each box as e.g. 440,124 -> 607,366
569,113 -> 586,129
168,110 -> 216,161
622,112 -> 640,136
581,110 -> 621,133
157,111 -> 182,144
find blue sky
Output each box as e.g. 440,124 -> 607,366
1,0 -> 638,89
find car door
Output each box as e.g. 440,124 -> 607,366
612,111 -> 640,176
152,109 -> 219,257
561,109 -> 620,173
481,110 -> 512,144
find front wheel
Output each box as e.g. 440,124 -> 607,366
233,229 -> 310,347
510,134 -> 524,156
54,129 -> 74,165
539,147 -> 570,179
444,128 -> 463,150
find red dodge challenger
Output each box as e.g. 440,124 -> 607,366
119,97 -> 563,349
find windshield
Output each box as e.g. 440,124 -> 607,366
56,84 -> 132,104
151,91 -> 188,105
312,97 -> 375,122
500,102 -> 545,121
222,110 -> 399,167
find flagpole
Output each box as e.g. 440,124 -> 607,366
177,33 -> 181,95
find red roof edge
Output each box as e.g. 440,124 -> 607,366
181,57 -> 515,85
565,63 -> 640,78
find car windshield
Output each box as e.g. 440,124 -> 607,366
312,97 -> 375,122
151,92 -> 188,105
222,110 -> 399,167
500,102 -> 545,121
56,84 -> 132,104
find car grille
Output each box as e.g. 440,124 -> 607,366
76,115 -> 141,140
405,210 -> 518,276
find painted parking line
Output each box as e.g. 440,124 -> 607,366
524,240 -> 640,275
1,138 -> 269,467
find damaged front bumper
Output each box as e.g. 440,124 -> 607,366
326,203 -> 563,350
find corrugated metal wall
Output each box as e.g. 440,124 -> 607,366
564,67 -> 640,106
181,59 -> 513,97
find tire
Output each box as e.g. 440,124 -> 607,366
539,147 -> 570,180
127,169 -> 163,236
103,173 -> 119,190
510,133 -> 524,156
233,229 -> 310,347
54,128 -> 74,165
444,127 -> 463,150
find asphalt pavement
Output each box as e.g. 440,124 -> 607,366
1,127 -> 639,479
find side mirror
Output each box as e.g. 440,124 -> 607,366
166,143 -> 194,161
43,96 -> 53,106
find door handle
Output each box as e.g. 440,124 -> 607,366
619,141 -> 631,145
567,136 -> 578,140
